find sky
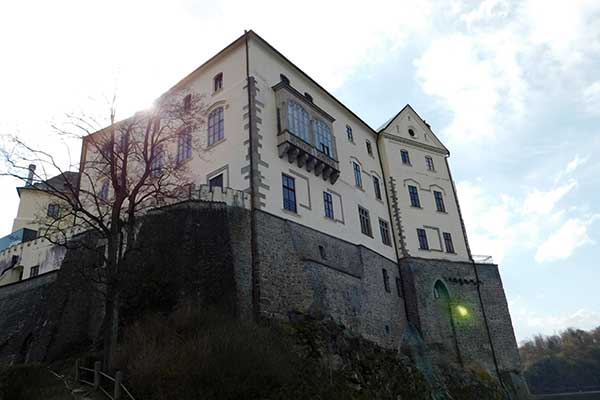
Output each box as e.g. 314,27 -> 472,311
1,0 -> 599,343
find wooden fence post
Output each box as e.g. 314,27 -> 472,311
114,370 -> 123,400
74,359 -> 80,382
93,361 -> 101,389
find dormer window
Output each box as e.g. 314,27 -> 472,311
315,119 -> 332,157
213,72 -> 223,92
287,101 -> 311,143
366,140 -> 373,156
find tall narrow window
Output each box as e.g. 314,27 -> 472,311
282,174 -> 297,213
358,206 -> 372,237
213,72 -> 223,92
287,101 -> 311,143
353,162 -> 362,188
443,232 -> 455,253
373,176 -> 382,200
408,185 -> 421,208
177,126 -> 192,163
151,144 -> 164,177
315,119 -> 333,157
366,140 -> 373,156
425,156 -> 435,171
323,191 -> 334,219
395,278 -> 402,297
47,203 -> 60,218
434,191 -> 446,212
99,180 -> 109,200
346,125 -> 354,142
382,269 -> 391,293
401,150 -> 411,165
379,219 -> 391,246
208,107 -> 224,145
209,174 -> 223,191
183,94 -> 192,113
417,228 -> 429,250
30,265 -> 39,278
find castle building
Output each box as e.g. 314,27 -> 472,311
0,30 -> 528,395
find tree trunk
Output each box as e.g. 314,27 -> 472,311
102,288 -> 120,371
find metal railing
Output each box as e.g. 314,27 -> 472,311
75,359 -> 136,400
472,254 -> 495,264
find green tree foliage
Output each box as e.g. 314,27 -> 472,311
519,326 -> 600,394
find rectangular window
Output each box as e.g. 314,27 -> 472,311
382,269 -> 391,293
323,191 -> 334,219
353,162 -> 362,188
358,206 -> 372,237
99,180 -> 109,200
434,191 -> 446,212
425,156 -> 435,171
373,176 -> 382,200
208,107 -> 224,145
395,278 -> 402,297
30,265 -> 39,278
379,219 -> 392,246
282,174 -> 297,213
183,94 -> 192,113
214,72 -> 223,92
401,150 -> 410,165
151,144 -> 164,177
177,126 -> 193,163
346,125 -> 353,142
408,185 -> 421,208
366,140 -> 373,156
443,232 -> 455,253
209,174 -> 223,191
417,228 -> 429,250
47,203 -> 59,218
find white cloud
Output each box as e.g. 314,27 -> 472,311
565,155 -> 588,175
535,218 -> 595,263
582,81 -> 600,115
521,181 -> 576,216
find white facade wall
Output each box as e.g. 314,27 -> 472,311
378,107 -> 469,262
248,38 -> 397,261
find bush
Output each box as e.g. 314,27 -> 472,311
116,305 -> 297,400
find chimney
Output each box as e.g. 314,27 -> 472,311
26,164 -> 36,186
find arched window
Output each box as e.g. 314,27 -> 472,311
287,101 -> 310,143
434,280 -> 449,300
315,119 -> 332,157
208,107 -> 224,145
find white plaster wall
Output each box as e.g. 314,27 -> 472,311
0,237 -> 67,286
248,38 -> 397,261
379,108 -> 469,262
12,189 -> 57,232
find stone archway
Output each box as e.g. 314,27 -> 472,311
433,280 -> 462,365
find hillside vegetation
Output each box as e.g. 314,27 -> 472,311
520,326 -> 600,394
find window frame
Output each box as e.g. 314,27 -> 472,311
323,191 -> 334,219
379,219 -> 392,246
353,162 -> 363,188
99,180 -> 109,200
408,185 -> 421,208
401,149 -> 411,165
47,203 -> 60,218
208,107 -> 225,146
177,126 -> 193,163
282,173 -> 297,213
417,228 -> 429,250
425,155 -> 435,171
150,144 -> 165,177
373,176 -> 382,200
183,94 -> 192,113
346,125 -> 354,142
434,191 -> 446,212
209,173 -> 224,192
443,232 -> 455,253
287,100 -> 311,143
382,268 -> 391,293
315,119 -> 333,157
366,140 -> 373,156
213,72 -> 223,92
358,206 -> 372,237
30,265 -> 39,278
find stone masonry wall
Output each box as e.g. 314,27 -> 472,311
255,210 -> 406,349
399,257 -> 522,375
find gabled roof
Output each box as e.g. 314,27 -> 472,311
378,104 -> 449,155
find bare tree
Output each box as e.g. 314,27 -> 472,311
1,90 -> 207,369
